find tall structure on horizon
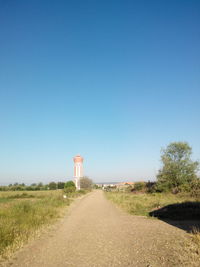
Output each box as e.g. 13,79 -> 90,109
73,155 -> 84,190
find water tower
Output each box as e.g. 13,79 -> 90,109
73,155 -> 84,190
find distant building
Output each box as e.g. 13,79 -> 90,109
102,184 -> 116,190
101,181 -> 135,191
73,155 -> 84,190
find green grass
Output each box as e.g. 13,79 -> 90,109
0,190 -> 88,260
105,191 -> 199,216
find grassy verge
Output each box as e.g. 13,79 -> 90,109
105,191 -> 198,216
0,189 -> 89,260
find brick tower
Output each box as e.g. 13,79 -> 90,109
73,155 -> 83,190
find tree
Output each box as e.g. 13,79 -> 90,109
57,182 -> 65,189
64,181 -> 76,193
80,177 -> 93,189
156,142 -> 199,192
49,182 -> 57,190
38,182 -> 43,187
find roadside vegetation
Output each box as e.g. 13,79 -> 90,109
0,180 -> 92,260
105,142 -> 200,264
105,190 -> 199,216
105,142 -> 200,216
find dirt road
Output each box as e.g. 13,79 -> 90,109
3,190 -> 191,266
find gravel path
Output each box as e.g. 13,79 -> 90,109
3,190 -> 190,267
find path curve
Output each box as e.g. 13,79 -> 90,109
3,190 -> 190,266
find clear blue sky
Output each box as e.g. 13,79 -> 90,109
0,0 -> 200,184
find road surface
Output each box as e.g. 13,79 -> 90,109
3,190 -> 191,266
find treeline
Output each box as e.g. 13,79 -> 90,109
0,181 -> 66,191
0,177 -> 94,191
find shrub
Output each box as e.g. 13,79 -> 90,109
64,181 -> 76,193
146,181 -> 156,193
155,182 -> 171,193
178,183 -> 192,193
49,182 -> 57,190
124,185 -> 133,193
57,182 -> 65,189
80,177 -> 93,189
134,182 -> 146,192
190,179 -> 200,198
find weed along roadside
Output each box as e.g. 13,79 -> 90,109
0,189 -> 90,261
104,191 -> 200,217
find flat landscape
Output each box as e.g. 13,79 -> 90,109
1,1 -> 200,266
0,189 -> 86,260
1,190 -> 199,267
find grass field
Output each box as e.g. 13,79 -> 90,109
0,190 -> 88,260
105,191 -> 199,217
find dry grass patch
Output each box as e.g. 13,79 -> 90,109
105,191 -> 197,216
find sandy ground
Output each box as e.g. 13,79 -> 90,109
2,190 -> 191,267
